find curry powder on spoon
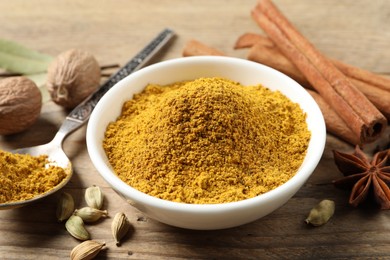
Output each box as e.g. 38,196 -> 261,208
0,150 -> 67,204
103,77 -> 310,204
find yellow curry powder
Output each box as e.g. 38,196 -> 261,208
103,77 -> 311,204
0,150 -> 67,204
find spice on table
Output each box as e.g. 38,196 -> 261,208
70,240 -> 105,260
74,207 -> 108,223
65,215 -> 90,241
103,77 -> 310,204
85,185 -> 104,209
111,212 -> 131,246
252,0 -> 387,144
56,192 -> 75,222
0,76 -> 42,135
332,146 -> 390,209
238,33 -> 390,122
305,199 -> 335,226
182,39 -> 225,57
46,49 -> 101,109
234,32 -> 276,49
306,90 -> 360,145
0,150 -> 68,204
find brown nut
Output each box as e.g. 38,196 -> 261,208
0,76 -> 42,135
46,49 -> 100,109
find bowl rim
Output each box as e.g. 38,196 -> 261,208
87,56 -> 326,213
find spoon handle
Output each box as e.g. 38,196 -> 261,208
54,28 -> 175,140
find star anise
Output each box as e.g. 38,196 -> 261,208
332,145 -> 390,209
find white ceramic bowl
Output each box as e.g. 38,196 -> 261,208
87,56 -> 326,230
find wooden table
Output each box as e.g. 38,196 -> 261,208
1,0 -> 390,259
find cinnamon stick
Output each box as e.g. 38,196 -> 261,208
252,0 -> 387,144
183,39 -> 225,57
234,32 -> 274,49
307,90 -> 360,145
247,42 -> 309,87
246,40 -> 390,120
238,32 -> 390,94
332,59 -> 390,93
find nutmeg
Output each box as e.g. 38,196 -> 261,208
46,49 -> 101,109
0,77 -> 42,135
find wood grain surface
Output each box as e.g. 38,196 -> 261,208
1,0 -> 390,259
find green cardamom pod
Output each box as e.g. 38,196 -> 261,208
70,240 -> 105,260
56,192 -> 75,222
74,207 -> 108,223
111,212 -> 131,246
305,199 -> 335,226
85,185 -> 104,209
65,215 -> 90,241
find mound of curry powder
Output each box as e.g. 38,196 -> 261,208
0,150 -> 67,204
103,77 -> 311,204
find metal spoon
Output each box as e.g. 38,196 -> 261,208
0,28 -> 175,210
